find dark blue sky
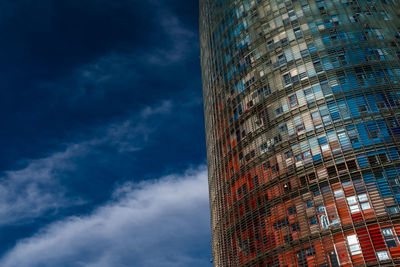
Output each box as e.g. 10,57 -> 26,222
0,1 -> 211,266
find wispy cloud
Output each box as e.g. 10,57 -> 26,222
105,100 -> 173,152
0,100 -> 174,225
29,0 -> 197,116
0,143 -> 85,225
1,166 -> 211,267
140,100 -> 172,119
39,52 -> 140,104
146,2 -> 197,66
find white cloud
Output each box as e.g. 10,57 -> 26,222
0,143 -> 86,225
0,100 -> 174,225
1,166 -> 211,267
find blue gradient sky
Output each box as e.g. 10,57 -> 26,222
0,1 -> 211,266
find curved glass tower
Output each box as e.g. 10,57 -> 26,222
200,0 -> 400,266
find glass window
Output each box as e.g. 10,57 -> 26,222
379,153 -> 389,163
367,155 -> 379,165
306,246 -> 316,256
347,235 -> 362,255
320,214 -> 329,230
279,123 -> 288,132
321,144 -> 330,152
303,150 -> 311,159
288,206 -> 297,215
318,136 -> 328,145
369,130 -> 379,139
317,205 -> 325,213
294,27 -> 302,38
387,206 -> 400,214
337,163 -> 346,172
284,234 -> 293,243
383,228 -> 394,237
309,216 -> 318,225
386,239 -> 398,248
367,124 -> 380,139
348,129 -> 359,144
382,228 -> 399,248
347,196 -> 357,205
358,105 -> 368,113
361,202 -> 371,210
339,103 -> 350,119
253,176 -> 259,188
342,181 -> 352,187
275,107 -> 284,115
283,183 -> 291,192
278,54 -> 286,65
376,251 -> 390,261
322,115 -> 331,124
377,102 -> 387,109
283,73 -> 291,85
334,190 -> 344,199
311,112 -> 320,119
304,88 -> 313,96
349,205 -> 360,213
358,193 -> 368,202
323,185 -> 332,194
296,124 -> 305,132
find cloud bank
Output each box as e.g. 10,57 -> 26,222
1,166 -> 211,267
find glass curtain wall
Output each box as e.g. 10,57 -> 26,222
200,0 -> 400,266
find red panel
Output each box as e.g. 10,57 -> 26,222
356,227 -> 377,262
351,212 -> 363,222
389,247 -> 400,258
368,225 -> 386,250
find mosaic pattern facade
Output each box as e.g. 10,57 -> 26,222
200,0 -> 400,266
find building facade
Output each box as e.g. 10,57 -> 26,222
200,0 -> 400,266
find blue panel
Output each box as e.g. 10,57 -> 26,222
318,136 -> 327,145
312,154 -> 322,161
362,173 -> 374,183
328,102 -> 340,120
389,148 -> 400,160
347,98 -> 360,117
357,124 -> 372,146
375,119 -> 390,142
377,178 -> 392,198
366,94 -> 378,112
357,155 -> 368,167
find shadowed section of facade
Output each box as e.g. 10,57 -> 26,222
200,0 -> 400,266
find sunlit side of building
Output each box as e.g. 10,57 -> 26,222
200,0 -> 400,266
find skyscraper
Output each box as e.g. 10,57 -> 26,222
200,0 -> 400,266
